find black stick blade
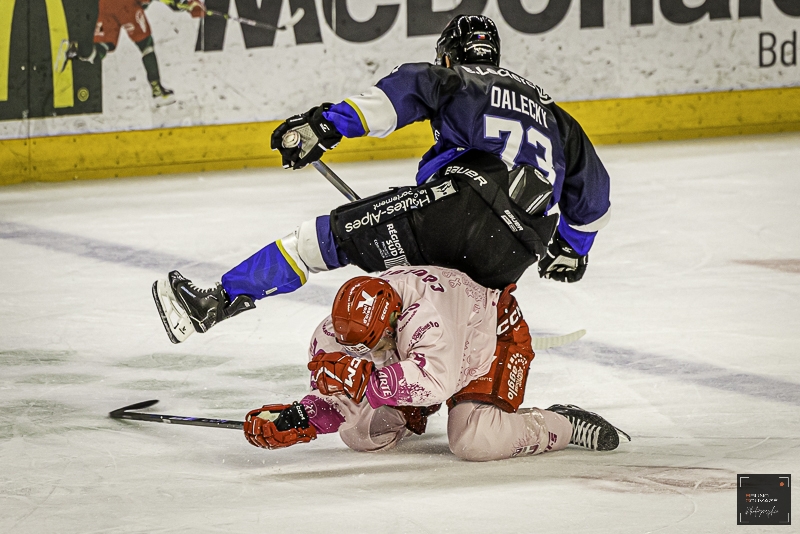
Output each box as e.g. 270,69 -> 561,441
108,399 -> 244,430
109,399 -> 160,418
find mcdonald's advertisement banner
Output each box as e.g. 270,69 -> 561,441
1,0 -> 799,141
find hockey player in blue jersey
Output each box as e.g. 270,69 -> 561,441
153,15 -> 611,344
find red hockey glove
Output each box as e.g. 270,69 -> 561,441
307,352 -> 375,403
243,402 -> 317,450
270,104 -> 342,170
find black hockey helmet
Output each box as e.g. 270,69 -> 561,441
435,15 -> 500,67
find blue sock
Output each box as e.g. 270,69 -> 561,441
221,239 -> 307,300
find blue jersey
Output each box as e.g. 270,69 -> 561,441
323,63 -> 610,255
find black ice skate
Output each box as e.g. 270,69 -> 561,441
152,271 -> 255,344
151,81 -> 176,107
547,404 -> 631,451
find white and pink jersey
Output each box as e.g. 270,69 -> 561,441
300,267 -> 574,461
308,266 -> 502,408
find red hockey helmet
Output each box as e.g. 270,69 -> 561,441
331,276 -> 402,355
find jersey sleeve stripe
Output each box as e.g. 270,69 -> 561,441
568,210 -> 611,232
343,98 -> 369,135
345,86 -> 398,138
276,237 -> 308,286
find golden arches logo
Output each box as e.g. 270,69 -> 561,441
1,0 -> 74,108
0,0 -> 14,102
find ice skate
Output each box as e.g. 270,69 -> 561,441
152,270 -> 255,344
547,404 -> 631,451
55,40 -> 85,72
151,81 -> 176,107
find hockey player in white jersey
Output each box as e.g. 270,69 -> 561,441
242,268 -> 629,460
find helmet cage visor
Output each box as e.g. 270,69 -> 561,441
331,277 -> 402,354
435,15 -> 500,67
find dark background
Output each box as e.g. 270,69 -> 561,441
0,0 -> 102,121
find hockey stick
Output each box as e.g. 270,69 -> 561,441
312,161 -> 361,201
205,6 -> 305,31
109,329 -> 582,430
281,131 -> 361,201
109,399 -> 244,430
158,0 -> 305,31
531,329 -> 586,350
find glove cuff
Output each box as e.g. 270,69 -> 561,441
274,401 -> 312,431
311,103 -> 343,143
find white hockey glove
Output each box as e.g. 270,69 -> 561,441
538,231 -> 588,283
270,103 -> 343,170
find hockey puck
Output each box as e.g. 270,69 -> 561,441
282,131 -> 301,148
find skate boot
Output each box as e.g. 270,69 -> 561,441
151,81 -> 176,107
55,40 -> 79,73
152,270 -> 255,343
65,41 -> 80,60
547,404 -> 631,451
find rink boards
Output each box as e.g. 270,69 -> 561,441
2,0 -> 800,185
3,84 -> 799,185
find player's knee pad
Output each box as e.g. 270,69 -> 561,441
447,402 -> 505,462
338,405 -> 409,452
297,219 -> 330,273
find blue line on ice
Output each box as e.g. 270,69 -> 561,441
0,220 -> 225,280
0,220 -> 335,306
4,219 -> 798,406
551,341 -> 800,407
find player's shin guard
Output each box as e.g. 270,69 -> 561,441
221,233 -> 310,300
221,218 -> 346,300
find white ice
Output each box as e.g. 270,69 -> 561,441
1,133 -> 798,533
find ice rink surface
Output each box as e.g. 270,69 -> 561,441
1,133 -> 798,533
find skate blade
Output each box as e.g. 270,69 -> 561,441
153,94 -> 177,108
152,279 -> 194,343
54,39 -> 70,73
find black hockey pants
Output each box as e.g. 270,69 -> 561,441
329,151 -> 557,290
